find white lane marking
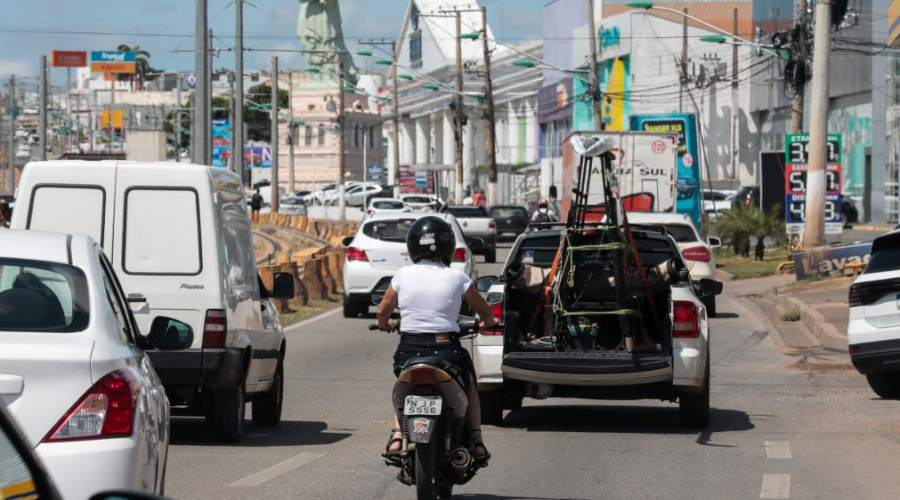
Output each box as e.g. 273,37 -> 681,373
765,441 -> 793,459
284,307 -> 342,332
760,474 -> 791,499
230,452 -> 326,487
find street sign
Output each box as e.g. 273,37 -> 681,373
51,51 -> 87,68
367,164 -> 384,182
784,133 -> 843,235
785,133 -> 841,164
90,51 -> 136,74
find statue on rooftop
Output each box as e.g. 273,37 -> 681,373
297,0 -> 359,86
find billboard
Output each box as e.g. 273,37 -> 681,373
51,51 -> 87,68
90,51 -> 136,74
891,0 -> 900,47
244,146 -> 272,168
630,114 -> 703,227
399,165 -> 433,194
100,110 -> 125,129
211,119 -> 231,168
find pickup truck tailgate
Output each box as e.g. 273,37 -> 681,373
502,351 -> 672,386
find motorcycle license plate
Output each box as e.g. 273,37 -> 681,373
404,396 -> 442,416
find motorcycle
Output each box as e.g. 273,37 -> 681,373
369,318 -> 484,499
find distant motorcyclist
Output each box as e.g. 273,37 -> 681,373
531,197 -> 558,224
376,216 -> 496,466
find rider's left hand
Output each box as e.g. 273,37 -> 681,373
480,317 -> 498,328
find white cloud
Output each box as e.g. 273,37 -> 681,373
0,60 -> 35,78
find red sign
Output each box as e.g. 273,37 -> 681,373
51,51 -> 87,68
651,140 -> 667,154
785,164 -> 841,195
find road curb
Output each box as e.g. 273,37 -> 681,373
781,296 -> 847,351
850,224 -> 892,232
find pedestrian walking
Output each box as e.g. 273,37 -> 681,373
473,188 -> 486,209
250,188 -> 263,223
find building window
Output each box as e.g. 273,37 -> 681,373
318,125 -> 325,146
304,126 -> 313,146
354,125 -> 360,148
369,127 -> 374,147
410,31 -> 422,67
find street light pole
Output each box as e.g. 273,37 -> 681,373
481,6 -> 498,208
586,0 -> 603,129
790,0 -> 807,134
803,0 -> 833,248
455,11 -> 464,204
8,75 -> 15,191
235,0 -> 245,183
338,59 -> 347,221
39,55 -> 47,162
271,56 -> 280,214
391,41 -> 401,198
731,8 -> 739,179
194,0 -> 209,165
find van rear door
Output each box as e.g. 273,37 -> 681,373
14,162 -> 116,251
110,164 -> 218,344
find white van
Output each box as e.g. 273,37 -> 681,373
11,161 -> 295,442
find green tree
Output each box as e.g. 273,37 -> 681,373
244,83 -> 290,143
117,44 -> 156,90
713,205 -> 785,260
212,95 -> 230,121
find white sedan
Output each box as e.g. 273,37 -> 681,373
366,198 -> 412,217
0,230 -> 189,499
341,213 -> 477,317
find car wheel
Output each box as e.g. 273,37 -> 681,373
703,296 -> 717,318
485,249 -> 497,264
252,360 -> 284,427
479,389 -> 504,426
343,296 -> 365,318
865,373 -> 900,399
210,379 -> 245,443
679,352 -> 710,428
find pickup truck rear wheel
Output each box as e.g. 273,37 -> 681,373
252,360 -> 284,427
679,352 -> 710,428
484,248 -> 497,264
865,373 -> 900,399
211,380 -> 245,442
343,296 -> 366,318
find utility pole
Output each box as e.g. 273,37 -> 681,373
790,0 -> 808,134
337,59 -> 347,221
228,74 -> 236,169
454,11 -> 464,204
193,0 -> 209,165
803,0 -> 832,247
176,72 -> 183,162
586,0 -> 603,130
731,8 -> 738,179
391,41 -> 400,198
288,72 -> 296,193
480,7 -> 498,207
8,75 -> 15,191
271,56 -> 280,214
39,55 -> 47,162
235,0 -> 246,183
680,8 -> 688,113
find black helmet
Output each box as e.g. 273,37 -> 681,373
407,216 -> 456,266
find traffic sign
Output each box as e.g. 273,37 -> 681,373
682,152 -> 694,168
367,164 -> 384,182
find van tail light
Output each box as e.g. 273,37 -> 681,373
673,301 -> 701,338
202,309 -> 227,348
682,246 -> 711,262
849,284 -> 862,307
43,370 -> 137,442
347,247 -> 369,262
481,301 -> 504,336
453,248 -> 467,263
488,220 -> 496,229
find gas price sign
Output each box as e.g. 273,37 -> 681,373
784,162 -> 843,235
785,134 -> 841,165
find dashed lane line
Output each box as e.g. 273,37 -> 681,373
765,441 -> 793,459
230,452 -> 326,487
760,474 -> 791,499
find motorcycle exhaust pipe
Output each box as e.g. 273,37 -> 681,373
450,447 -> 471,482
526,383 -> 553,400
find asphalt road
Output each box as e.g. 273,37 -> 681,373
166,244 -> 900,500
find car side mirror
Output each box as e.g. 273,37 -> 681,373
341,236 -> 354,247
467,237 -> 485,251
699,279 -> 724,296
90,492 -> 166,500
475,275 -> 500,293
272,272 -> 295,300
148,317 -> 194,351
707,236 -> 722,248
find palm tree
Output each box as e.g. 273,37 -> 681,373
117,44 -> 154,90
713,205 -> 785,260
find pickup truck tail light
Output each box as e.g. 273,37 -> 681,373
347,247 -> 369,262
453,248 -> 467,263
202,309 -> 227,348
673,301 -> 701,338
481,301 -> 504,336
43,370 -> 137,442
682,246 -> 711,262
488,220 -> 496,229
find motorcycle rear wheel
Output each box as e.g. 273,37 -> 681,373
415,441 -> 439,500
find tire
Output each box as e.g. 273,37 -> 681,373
866,373 -> 900,399
485,248 -> 497,264
343,296 -> 365,318
211,380 -> 245,443
679,352 -> 710,428
479,390 -> 504,426
252,360 -> 284,427
415,441 -> 439,500
703,296 -> 717,318
438,485 -> 453,499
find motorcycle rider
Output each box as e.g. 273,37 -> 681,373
376,216 -> 497,466
531,197 -> 558,224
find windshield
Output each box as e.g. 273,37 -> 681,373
512,234 -> 563,268
632,224 -> 698,243
443,207 -> 487,218
491,207 -> 527,219
372,200 -> 405,210
0,258 -> 90,333
362,219 -> 416,243
404,196 -> 432,204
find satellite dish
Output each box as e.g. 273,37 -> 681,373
186,74 -> 197,88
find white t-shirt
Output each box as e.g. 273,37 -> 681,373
391,261 -> 472,333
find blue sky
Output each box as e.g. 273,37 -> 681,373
0,0 -> 546,88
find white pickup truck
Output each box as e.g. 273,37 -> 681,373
440,205 -> 498,263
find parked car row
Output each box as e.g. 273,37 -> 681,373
1,161 -> 297,499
